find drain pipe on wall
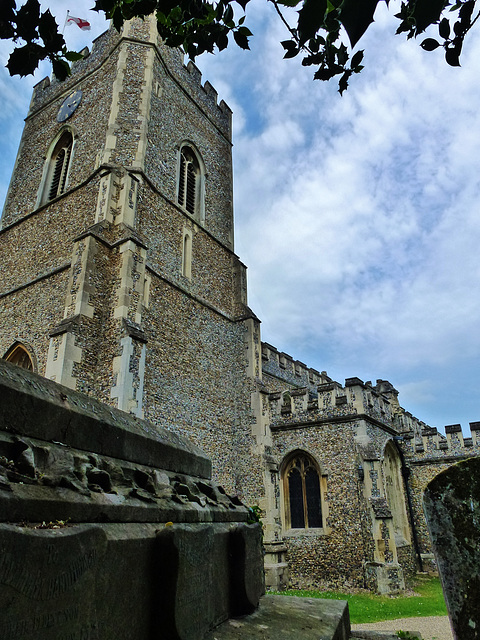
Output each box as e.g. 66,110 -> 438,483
393,436 -> 424,573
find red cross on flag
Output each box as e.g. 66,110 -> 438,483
66,15 -> 91,30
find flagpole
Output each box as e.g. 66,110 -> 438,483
62,10 -> 69,35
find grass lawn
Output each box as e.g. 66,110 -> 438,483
274,575 -> 447,624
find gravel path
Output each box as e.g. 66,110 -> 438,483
352,616 -> 453,640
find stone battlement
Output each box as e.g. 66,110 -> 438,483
262,349 -> 480,458
261,342 -> 330,389
30,19 -> 231,137
401,422 -> 480,460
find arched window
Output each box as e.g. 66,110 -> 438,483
3,342 -> 35,371
39,130 -> 74,205
177,145 -> 204,219
283,452 -> 323,530
181,228 -> 192,279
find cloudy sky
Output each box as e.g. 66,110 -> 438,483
1,1 -> 480,434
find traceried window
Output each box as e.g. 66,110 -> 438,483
3,343 -> 34,371
177,145 -> 203,219
40,130 -> 74,205
283,452 -> 323,529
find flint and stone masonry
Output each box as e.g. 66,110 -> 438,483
1,17 -> 479,594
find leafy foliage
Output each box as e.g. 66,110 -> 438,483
1,0 -> 480,91
1,0 -> 72,78
247,504 -> 263,524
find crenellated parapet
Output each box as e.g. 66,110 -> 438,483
265,372 -> 401,429
29,28 -> 119,114
401,422 -> 480,461
29,19 -> 231,138
261,341 -> 480,466
261,342 -> 329,390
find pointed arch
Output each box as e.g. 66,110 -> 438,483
3,342 -> 36,372
38,127 -> 75,206
281,450 -> 325,530
177,143 -> 205,222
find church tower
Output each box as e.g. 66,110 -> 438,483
0,18 -> 258,494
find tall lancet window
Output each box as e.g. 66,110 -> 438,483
283,452 -> 323,530
177,145 -> 203,219
40,130 -> 74,205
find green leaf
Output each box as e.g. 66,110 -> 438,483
217,30 -> 229,50
64,50 -> 85,62
233,29 -> 250,49
38,10 -> 65,51
420,37 -> 440,50
340,0 -> 382,47
224,4 -> 234,23
6,41 -> 44,76
459,0 -> 475,21
350,49 -> 364,67
336,42 -> 348,65
51,57 -> 71,81
281,40 -> 300,58
297,0 -> 327,46
338,70 -> 351,94
111,6 -> 125,30
15,0 -> 41,42
411,0 -> 448,35
445,45 -> 461,65
438,17 -> 450,39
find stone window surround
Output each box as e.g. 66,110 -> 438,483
2,341 -> 36,372
36,125 -> 77,208
181,226 -> 193,280
176,141 -> 205,224
280,449 -> 330,536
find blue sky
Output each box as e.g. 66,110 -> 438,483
2,1 -> 480,434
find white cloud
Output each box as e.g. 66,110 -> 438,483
1,1 -> 480,431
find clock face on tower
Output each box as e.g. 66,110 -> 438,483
56,90 -> 83,122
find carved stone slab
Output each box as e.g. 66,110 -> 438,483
0,524 -> 106,640
157,524 -> 230,640
156,523 -> 264,640
423,457 -> 480,640
229,523 -> 265,615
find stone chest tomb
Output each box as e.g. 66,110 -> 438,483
0,359 -> 264,639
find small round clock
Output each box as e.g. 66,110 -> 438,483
56,90 -> 83,123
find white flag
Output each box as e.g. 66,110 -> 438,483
66,15 -> 91,31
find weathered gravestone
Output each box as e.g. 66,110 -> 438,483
423,457 -> 480,640
0,359 -> 264,640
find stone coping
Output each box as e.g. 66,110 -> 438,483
0,360 -> 210,479
206,594 -> 350,640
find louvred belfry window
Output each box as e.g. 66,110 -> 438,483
41,131 -> 74,204
285,453 -> 323,529
178,147 -> 200,216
